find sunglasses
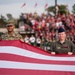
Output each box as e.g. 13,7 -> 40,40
7,25 -> 13,27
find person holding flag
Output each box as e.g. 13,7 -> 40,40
51,27 -> 75,55
1,20 -> 23,41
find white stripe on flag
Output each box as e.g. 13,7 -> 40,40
0,60 -> 75,72
0,46 -> 75,61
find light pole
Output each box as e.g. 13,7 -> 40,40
55,0 -> 57,16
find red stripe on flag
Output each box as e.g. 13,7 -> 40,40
0,40 -> 51,56
0,53 -> 75,65
0,68 -> 75,75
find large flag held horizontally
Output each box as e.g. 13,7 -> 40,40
0,40 -> 75,75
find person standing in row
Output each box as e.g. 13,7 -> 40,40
29,35 -> 36,46
51,27 -> 75,55
1,20 -> 23,40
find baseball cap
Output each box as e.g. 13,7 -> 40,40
58,27 -> 65,33
6,20 -> 15,26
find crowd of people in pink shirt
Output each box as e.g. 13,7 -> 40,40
19,12 -> 75,50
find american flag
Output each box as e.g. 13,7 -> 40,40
45,3 -> 48,9
21,3 -> 26,8
0,40 -> 75,75
34,3 -> 37,8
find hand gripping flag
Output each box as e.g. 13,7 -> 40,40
0,40 -> 75,75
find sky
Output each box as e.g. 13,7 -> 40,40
0,0 -> 75,18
